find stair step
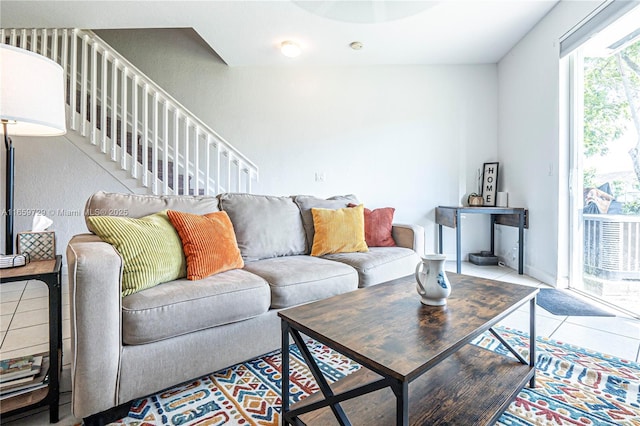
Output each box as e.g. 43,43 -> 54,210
69,87 -> 201,193
183,188 -> 206,196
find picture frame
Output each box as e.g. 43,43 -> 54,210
481,162 -> 499,206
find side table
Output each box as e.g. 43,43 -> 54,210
0,255 -> 62,423
435,206 -> 528,275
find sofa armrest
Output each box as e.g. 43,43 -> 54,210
392,223 -> 425,257
67,234 -> 124,418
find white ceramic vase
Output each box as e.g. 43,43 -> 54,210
415,254 -> 451,306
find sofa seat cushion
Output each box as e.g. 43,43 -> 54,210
121,269 -> 270,345
243,256 -> 358,308
323,247 -> 420,288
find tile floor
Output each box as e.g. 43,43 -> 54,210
1,262 -> 639,425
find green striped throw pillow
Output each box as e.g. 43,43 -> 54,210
87,211 -> 187,297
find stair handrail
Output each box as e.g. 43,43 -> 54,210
74,29 -> 258,178
1,27 -> 258,195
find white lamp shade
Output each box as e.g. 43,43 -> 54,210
0,44 -> 66,136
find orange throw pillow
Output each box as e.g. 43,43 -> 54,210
167,210 -> 244,280
348,204 -> 396,247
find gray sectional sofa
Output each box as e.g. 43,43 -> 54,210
66,191 -> 424,422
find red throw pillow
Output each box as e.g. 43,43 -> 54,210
348,204 -> 396,247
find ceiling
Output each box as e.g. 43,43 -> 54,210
0,0 -> 560,66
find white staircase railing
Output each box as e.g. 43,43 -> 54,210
1,28 -> 258,195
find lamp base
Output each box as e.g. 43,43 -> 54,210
4,121 -> 14,255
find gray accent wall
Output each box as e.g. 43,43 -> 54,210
0,135 -> 129,260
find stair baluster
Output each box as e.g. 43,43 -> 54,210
1,28 -> 258,196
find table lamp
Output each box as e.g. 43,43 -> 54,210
0,44 -> 66,254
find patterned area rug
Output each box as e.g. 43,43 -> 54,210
110,326 -> 640,425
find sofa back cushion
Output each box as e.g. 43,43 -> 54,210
218,193 -> 306,261
293,194 -> 359,252
85,191 -> 220,233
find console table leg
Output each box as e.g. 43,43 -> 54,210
490,215 -> 496,255
518,213 -> 525,275
438,224 -> 443,254
456,210 -> 462,274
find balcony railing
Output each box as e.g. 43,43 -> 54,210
583,214 -> 640,280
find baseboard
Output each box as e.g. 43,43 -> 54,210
522,264 -> 557,287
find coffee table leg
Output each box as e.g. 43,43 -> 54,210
281,320 -> 291,425
287,329 -> 351,425
392,381 -> 409,426
529,297 -> 536,388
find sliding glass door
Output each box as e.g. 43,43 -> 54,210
568,6 -> 640,317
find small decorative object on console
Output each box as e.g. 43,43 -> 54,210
468,167 -> 485,206
467,193 -> 484,206
481,162 -> 499,206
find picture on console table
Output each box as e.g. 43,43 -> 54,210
481,162 -> 499,206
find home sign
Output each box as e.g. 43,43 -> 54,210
481,162 -> 499,207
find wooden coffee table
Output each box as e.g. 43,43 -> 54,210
279,273 -> 538,425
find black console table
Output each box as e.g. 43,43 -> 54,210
0,255 -> 62,423
436,206 -> 528,275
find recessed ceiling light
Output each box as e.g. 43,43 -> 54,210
281,41 -> 302,58
350,41 -> 364,50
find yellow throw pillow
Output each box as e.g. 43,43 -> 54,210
87,211 -> 187,297
310,204 -> 368,256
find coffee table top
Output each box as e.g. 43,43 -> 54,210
279,273 -> 538,382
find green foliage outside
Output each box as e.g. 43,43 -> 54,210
623,200 -> 640,214
584,39 -> 640,213
583,167 -> 596,188
612,180 -> 625,198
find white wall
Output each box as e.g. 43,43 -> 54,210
91,28 -> 499,258
6,4 -> 606,274
0,27 -> 499,264
0,134 -> 129,259
497,1 -> 602,284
